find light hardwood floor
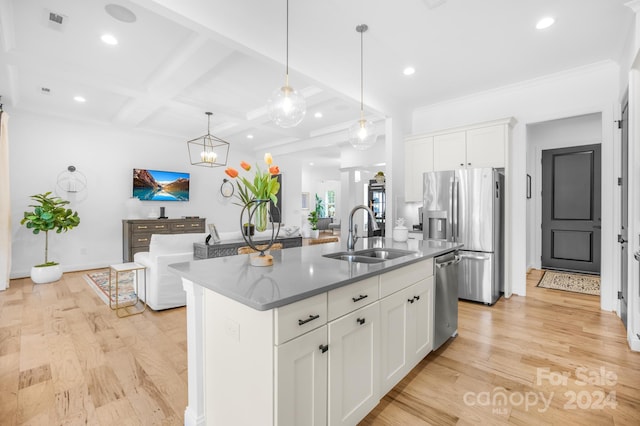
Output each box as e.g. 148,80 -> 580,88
0,269 -> 637,425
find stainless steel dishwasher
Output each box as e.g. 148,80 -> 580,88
434,251 -> 460,350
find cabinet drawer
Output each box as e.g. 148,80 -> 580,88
171,221 -> 203,232
133,223 -> 168,232
328,277 -> 379,321
131,234 -> 152,247
275,293 -> 327,345
380,259 -> 433,298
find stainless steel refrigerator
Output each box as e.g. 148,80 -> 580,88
423,168 -> 503,304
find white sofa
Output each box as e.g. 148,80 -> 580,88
134,232 -> 207,310
133,229 -> 289,310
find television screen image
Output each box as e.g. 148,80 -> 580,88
133,169 -> 190,201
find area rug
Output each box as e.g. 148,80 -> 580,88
537,270 -> 600,295
84,269 -> 137,306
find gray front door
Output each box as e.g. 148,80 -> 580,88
620,93 -> 629,326
542,144 -> 601,273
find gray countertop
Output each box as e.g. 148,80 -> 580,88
169,237 -> 461,311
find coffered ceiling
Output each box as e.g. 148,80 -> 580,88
0,0 -> 634,166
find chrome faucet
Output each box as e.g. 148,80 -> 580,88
347,205 -> 379,251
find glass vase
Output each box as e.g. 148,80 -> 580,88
255,200 -> 269,232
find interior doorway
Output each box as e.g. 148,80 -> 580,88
541,144 -> 602,274
619,92 -> 629,327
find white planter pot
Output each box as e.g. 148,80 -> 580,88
30,264 -> 62,284
310,229 -> 320,239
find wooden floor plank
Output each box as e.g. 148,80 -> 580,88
0,268 -> 638,425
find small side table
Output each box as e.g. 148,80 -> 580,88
108,262 -> 147,317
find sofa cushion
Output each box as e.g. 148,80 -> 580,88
148,232 -> 208,255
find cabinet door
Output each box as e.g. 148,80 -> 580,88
379,286 -> 412,395
275,326 -> 328,426
407,277 -> 434,364
466,125 -> 505,168
404,136 -> 434,202
433,132 -> 466,171
328,302 -> 380,426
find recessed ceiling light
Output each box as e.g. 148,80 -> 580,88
309,162 -> 314,166
536,16 -> 555,30
247,134 -> 254,139
105,4 -> 137,23
73,96 -> 86,103
403,67 -> 415,76
314,112 -> 323,118
101,34 -> 118,45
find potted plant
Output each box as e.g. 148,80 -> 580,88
375,171 -> 385,184
307,210 -> 319,239
243,222 -> 255,236
20,192 -> 80,284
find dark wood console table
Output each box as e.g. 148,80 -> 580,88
122,218 -> 206,262
194,236 -> 302,259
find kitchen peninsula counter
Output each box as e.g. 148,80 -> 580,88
170,237 -> 461,426
169,237 -> 460,311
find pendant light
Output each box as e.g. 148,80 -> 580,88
187,112 -> 230,168
348,24 -> 377,150
267,0 -> 306,128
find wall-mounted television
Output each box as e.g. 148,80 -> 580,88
132,168 -> 190,201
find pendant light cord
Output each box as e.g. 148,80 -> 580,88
360,27 -> 364,117
285,0 -> 289,85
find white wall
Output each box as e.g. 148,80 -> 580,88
411,61 -> 619,313
9,110 -> 256,278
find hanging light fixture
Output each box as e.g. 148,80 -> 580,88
267,0 -> 306,128
348,24 -> 377,150
187,112 -> 230,168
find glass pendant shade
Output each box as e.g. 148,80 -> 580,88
348,118 -> 377,150
187,112 -> 230,168
267,84 -> 306,128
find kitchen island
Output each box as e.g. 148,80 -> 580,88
169,237 -> 460,426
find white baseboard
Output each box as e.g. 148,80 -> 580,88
9,261 -> 116,280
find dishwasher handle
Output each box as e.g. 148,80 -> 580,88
436,255 -> 461,269
458,253 -> 490,261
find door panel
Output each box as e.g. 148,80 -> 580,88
457,168 -> 497,252
620,93 -> 629,327
551,230 -> 592,261
542,144 -> 601,273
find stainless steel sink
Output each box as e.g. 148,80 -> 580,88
323,248 -> 416,263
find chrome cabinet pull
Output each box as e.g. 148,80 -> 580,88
352,294 -> 368,303
298,314 -> 320,326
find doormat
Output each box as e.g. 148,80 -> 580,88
83,269 -> 137,306
537,270 -> 600,295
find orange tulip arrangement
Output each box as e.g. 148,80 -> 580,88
225,153 -> 281,232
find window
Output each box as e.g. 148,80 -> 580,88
326,190 -> 336,218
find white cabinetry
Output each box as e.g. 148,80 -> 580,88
379,271 -> 434,394
407,118 -> 513,179
433,124 -> 507,170
276,325 -> 328,426
466,125 -> 506,168
328,302 -> 380,426
433,131 -> 466,171
404,136 -> 434,202
190,257 -> 438,426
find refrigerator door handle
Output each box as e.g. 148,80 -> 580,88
459,253 -> 491,261
451,180 -> 458,240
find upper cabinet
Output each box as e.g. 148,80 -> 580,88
465,125 -> 507,168
433,125 -> 506,170
404,118 -> 515,201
